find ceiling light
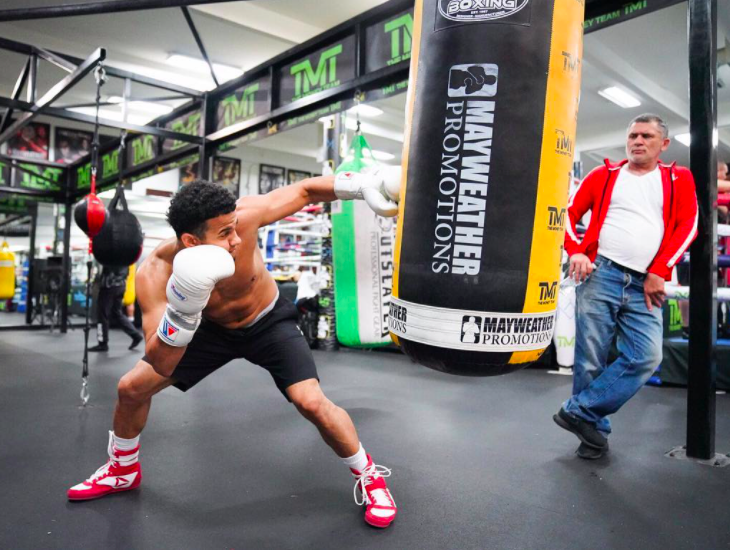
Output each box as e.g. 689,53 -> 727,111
347,104 -> 383,118
371,150 -> 395,161
67,106 -> 153,126
674,129 -> 719,147
597,86 -> 641,108
166,54 -> 244,83
108,97 -> 174,115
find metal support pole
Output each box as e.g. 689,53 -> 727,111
27,54 -> 39,103
199,93 -> 214,180
25,203 -> 38,325
60,198 -> 73,333
180,7 -> 219,88
0,57 -> 31,134
686,0 -> 718,460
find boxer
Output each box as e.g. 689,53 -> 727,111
68,170 -> 400,529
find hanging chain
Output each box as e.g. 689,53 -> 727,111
90,63 -> 107,194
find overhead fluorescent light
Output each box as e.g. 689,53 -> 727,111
674,129 -> 719,147
108,96 -> 174,115
347,104 -> 383,118
166,54 -> 243,83
67,106 -> 153,126
372,150 -> 395,161
597,86 -> 641,108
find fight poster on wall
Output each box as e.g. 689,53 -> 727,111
259,164 -> 285,194
287,169 -> 311,186
53,128 -> 92,165
7,122 -> 50,160
212,157 -> 241,196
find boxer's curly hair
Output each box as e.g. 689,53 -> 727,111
167,180 -> 237,239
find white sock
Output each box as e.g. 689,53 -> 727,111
112,432 -> 140,466
342,443 -> 368,473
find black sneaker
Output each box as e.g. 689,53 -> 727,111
553,408 -> 608,449
129,334 -> 143,350
576,442 -> 609,460
88,344 -> 109,352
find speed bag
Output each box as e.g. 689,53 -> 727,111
332,134 -> 394,347
93,186 -> 143,268
389,0 -> 584,375
0,241 -> 16,299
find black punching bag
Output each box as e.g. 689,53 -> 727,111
390,0 -> 584,376
92,185 -> 143,267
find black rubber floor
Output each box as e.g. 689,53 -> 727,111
1,329 -> 728,550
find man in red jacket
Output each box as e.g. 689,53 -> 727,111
553,114 -> 698,459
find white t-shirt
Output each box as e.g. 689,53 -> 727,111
598,165 -> 664,273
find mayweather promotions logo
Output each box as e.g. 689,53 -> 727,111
438,0 -> 530,22
461,316 -> 482,343
448,64 -> 498,97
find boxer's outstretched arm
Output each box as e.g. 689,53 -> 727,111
239,175 -> 337,228
241,168 -> 401,228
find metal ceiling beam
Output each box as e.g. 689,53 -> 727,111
0,0 -> 247,22
0,48 -> 106,147
180,6 -> 219,88
0,96 -> 203,145
0,57 -> 31,134
0,36 -> 202,98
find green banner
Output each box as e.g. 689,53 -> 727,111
163,110 -> 203,153
583,0 -> 681,33
126,134 -> 158,169
365,9 -> 414,73
0,160 -> 9,186
0,194 -> 32,214
75,148 -> 121,191
13,164 -> 64,192
216,76 -> 271,132
279,35 -> 357,104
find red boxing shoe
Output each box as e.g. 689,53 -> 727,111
351,455 -> 397,528
68,433 -> 142,501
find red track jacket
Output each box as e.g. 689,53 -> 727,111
564,159 -> 698,281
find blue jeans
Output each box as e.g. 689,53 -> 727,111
562,255 -> 663,435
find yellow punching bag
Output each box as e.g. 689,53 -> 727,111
390,0 -> 585,376
0,241 -> 16,300
122,264 -> 136,306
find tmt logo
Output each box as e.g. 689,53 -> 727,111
290,44 -> 343,100
547,206 -> 566,231
132,135 -> 156,166
169,112 -> 201,150
538,281 -> 558,304
102,150 -> 119,179
555,129 -> 574,157
384,13 -> 413,65
220,83 -> 260,127
561,51 -> 581,75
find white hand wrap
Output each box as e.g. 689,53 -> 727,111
156,245 -> 235,347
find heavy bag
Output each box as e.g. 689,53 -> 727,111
389,0 -> 584,375
332,133 -> 395,347
0,241 -> 16,299
93,185 -> 143,267
74,193 -> 108,238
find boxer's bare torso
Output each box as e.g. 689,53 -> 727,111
137,204 -> 277,334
